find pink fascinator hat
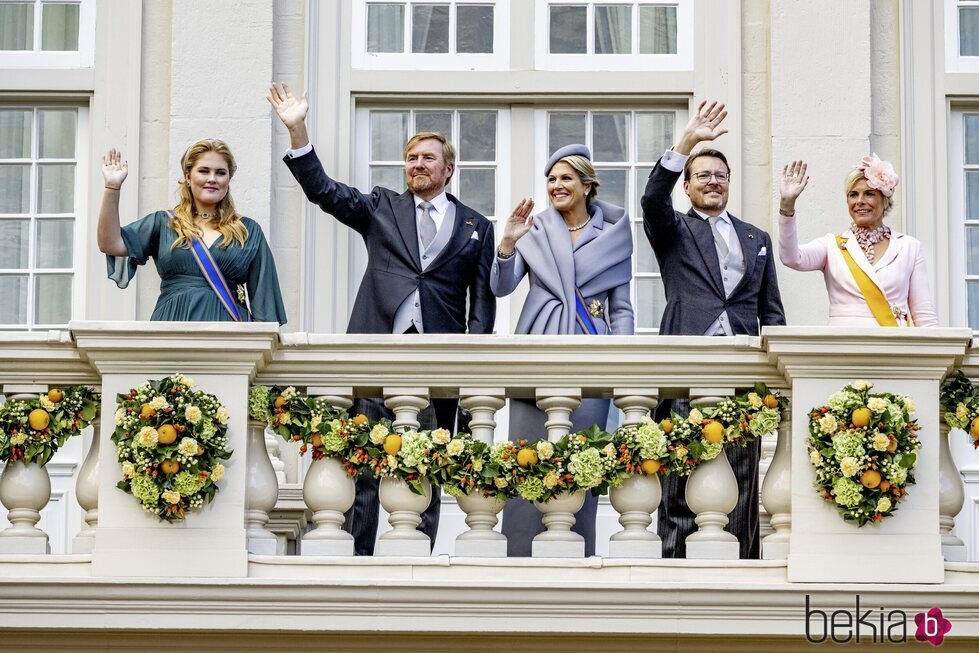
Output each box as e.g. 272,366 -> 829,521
857,153 -> 899,197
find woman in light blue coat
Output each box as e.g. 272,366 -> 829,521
492,144 -> 634,556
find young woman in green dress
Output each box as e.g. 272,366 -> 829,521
98,138 -> 286,324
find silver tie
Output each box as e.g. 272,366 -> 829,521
708,215 -> 729,258
418,201 -> 437,249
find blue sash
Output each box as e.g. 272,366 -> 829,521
174,211 -> 251,322
574,287 -> 608,335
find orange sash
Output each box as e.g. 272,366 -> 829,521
835,236 -> 899,327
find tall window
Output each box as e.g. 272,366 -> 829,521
541,108 -> 679,331
0,0 -> 94,67
0,106 -> 83,329
959,0 -> 979,56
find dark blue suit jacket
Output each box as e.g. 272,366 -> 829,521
285,148 -> 496,334
640,160 -> 785,336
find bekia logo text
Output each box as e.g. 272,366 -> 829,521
805,595 -> 952,645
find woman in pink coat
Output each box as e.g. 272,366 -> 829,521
776,154 -> 937,327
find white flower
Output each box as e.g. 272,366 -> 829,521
370,424 -> 389,445
39,396 -> 56,411
852,380 -> 872,391
137,426 -> 159,447
537,441 -> 554,459
149,396 -> 167,411
310,415 -> 322,433
114,408 -> 126,425
177,375 -> 196,388
10,433 -> 27,446
210,464 -> 224,481
747,393 -> 763,409
416,463 -> 428,475
431,428 -> 451,445
675,445 -> 689,460
184,405 -> 202,424
602,443 -> 616,458
544,471 -> 560,488
281,386 -> 296,400
809,449 -> 822,466
872,433 -> 890,451
867,397 -> 888,414
278,412 -> 291,425
121,461 -> 135,479
162,490 -> 181,504
957,403 -> 969,421
215,406 -> 229,424
688,409 -> 704,425
493,477 -> 508,489
386,455 -> 398,470
178,437 -> 198,456
876,497 -> 892,512
903,397 -> 916,415
818,414 -> 838,434
839,456 -> 859,478
446,439 -> 465,457
472,458 -> 483,472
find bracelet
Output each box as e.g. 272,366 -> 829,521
778,207 -> 795,217
497,247 -> 515,260
105,185 -> 121,191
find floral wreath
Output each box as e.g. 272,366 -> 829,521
807,380 -> 919,526
940,370 -> 979,449
0,386 -> 100,465
112,375 -> 231,522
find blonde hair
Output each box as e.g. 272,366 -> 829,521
402,132 -> 456,182
550,154 -> 600,204
170,138 -> 248,250
844,167 -> 894,216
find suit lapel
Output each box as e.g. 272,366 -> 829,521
729,216 -> 758,297
685,210 -> 725,297
425,196 -> 477,272
395,191 -> 422,270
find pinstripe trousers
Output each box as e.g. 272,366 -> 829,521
655,399 -> 761,559
342,397 -> 456,556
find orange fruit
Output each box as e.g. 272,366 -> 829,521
383,434 -> 402,456
971,417 -> 979,441
516,448 -> 539,467
140,403 -> 156,420
160,459 -> 180,475
879,480 -> 891,492
886,437 -> 898,453
311,434 -> 323,448
851,407 -> 872,428
47,389 -> 63,403
274,395 -> 287,409
157,424 -> 177,445
353,414 -> 369,426
860,469 -> 882,489
195,444 -> 204,456
660,419 -> 673,434
28,408 -> 50,430
763,394 -> 779,409
702,420 -> 724,444
641,459 -> 661,474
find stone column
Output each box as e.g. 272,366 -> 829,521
456,389 -> 507,557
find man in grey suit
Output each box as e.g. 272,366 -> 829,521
640,100 -> 785,559
268,83 -> 496,554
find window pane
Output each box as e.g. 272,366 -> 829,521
371,111 -> 409,161
592,113 -> 630,161
0,3 -> 33,50
412,4 -> 449,53
35,218 -> 73,268
636,113 -> 673,161
961,7 -> 979,57
0,220 -> 29,268
0,165 -> 31,214
967,116 -> 979,165
967,171 -> 979,220
635,166 -> 653,213
415,111 -> 452,139
634,222 -> 658,274
548,112 -> 587,152
41,1 -> 80,51
458,168 -> 495,217
459,111 -> 496,161
639,5 -> 677,54
597,167 -> 627,208
549,5 -> 586,54
34,274 -> 71,325
37,164 -> 75,214
457,4 -> 493,54
969,281 -> 979,330
636,277 -> 666,330
0,275 -> 28,324
367,3 -> 405,53
595,5 -> 631,55
38,109 -> 76,159
0,110 -> 32,159
370,165 -> 405,192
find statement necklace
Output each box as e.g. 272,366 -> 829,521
850,223 -> 891,263
194,211 -> 214,220
567,218 -> 590,232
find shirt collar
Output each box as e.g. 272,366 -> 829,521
414,192 -> 449,216
692,208 -> 731,226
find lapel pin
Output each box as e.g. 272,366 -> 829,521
748,233 -> 754,239
465,220 -> 474,226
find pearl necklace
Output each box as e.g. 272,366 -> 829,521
850,223 -> 891,263
567,218 -> 590,232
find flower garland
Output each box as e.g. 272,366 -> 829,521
807,380 -> 920,526
112,375 -> 231,522
940,370 -> 979,449
0,386 -> 100,465
426,430 -> 513,502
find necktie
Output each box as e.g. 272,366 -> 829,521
708,215 -> 729,258
418,201 -> 436,249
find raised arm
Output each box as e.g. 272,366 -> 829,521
491,199 -> 534,297
267,82 -> 310,150
776,160 -> 827,271
98,149 -> 129,257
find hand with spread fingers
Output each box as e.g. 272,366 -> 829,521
498,198 -> 535,256
778,160 -> 810,215
267,82 -> 310,149
675,100 -> 729,154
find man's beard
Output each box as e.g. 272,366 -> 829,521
407,173 -> 436,194
692,193 -> 726,213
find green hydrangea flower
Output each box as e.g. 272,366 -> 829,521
130,474 -> 161,505
700,438 -> 723,461
248,386 -> 271,422
568,448 -> 603,488
832,477 -> 863,508
833,430 -> 866,460
636,422 -> 667,460
749,407 -> 780,437
173,471 -> 204,496
516,477 -> 545,502
400,430 -> 433,468
320,430 -> 346,454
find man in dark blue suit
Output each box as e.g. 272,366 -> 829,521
269,83 -> 496,554
640,100 -> 785,559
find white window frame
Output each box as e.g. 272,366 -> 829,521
532,105 -> 686,333
351,0 -> 510,70
353,104 -> 513,332
535,0 -> 692,71
949,110 -> 977,329
0,0 -> 95,68
0,102 -> 88,330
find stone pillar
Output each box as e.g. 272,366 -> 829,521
456,389 -> 507,557
761,399 -> 792,560
0,385 -> 51,554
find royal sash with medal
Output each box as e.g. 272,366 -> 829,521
174,210 -> 251,322
574,287 -> 610,335
835,235 -> 905,327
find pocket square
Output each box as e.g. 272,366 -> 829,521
758,246 -> 767,256
470,231 -> 479,241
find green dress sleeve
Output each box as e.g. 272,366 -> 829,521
106,211 -> 165,289
244,219 -> 288,325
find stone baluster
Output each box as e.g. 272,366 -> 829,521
684,389 -> 740,559
0,385 -> 52,554
73,386 -> 101,554
265,424 -> 287,485
300,387 -> 356,556
245,416 -> 281,555
456,389 -> 507,557
761,395 -> 791,559
939,422 -> 967,561
532,388 -> 584,558
375,388 -> 432,556
608,390 -> 662,558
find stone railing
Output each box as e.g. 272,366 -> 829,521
0,323 -> 974,584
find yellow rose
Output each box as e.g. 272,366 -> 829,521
162,490 -> 180,505
536,441 -> 554,459
872,433 -> 890,451
121,461 -> 135,479
747,393 -> 763,409
446,439 -> 465,457
184,405 -> 202,424
178,437 -> 199,456
210,464 -> 225,481
543,471 -> 560,488
431,428 -> 451,445
688,409 -> 704,425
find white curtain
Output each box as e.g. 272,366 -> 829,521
367,4 -> 404,53
595,5 -> 630,55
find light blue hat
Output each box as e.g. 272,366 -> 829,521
544,144 -> 592,176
